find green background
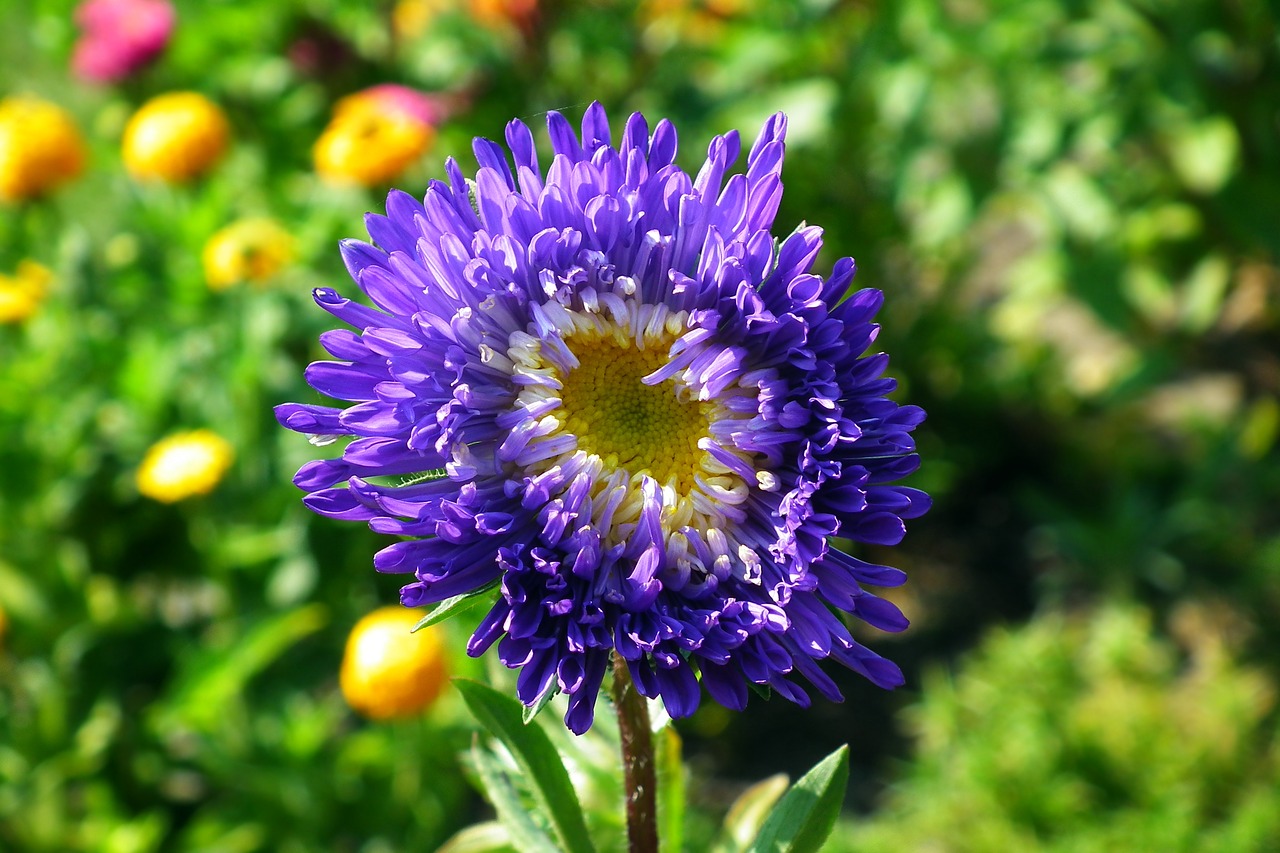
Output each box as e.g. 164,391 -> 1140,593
2,0 -> 1279,849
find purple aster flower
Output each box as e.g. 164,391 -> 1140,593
277,103 -> 928,734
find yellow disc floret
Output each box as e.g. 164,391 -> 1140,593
122,92 -> 230,183
505,298 -> 763,571
340,607 -> 449,720
136,429 -> 234,502
0,96 -> 86,203
558,334 -> 710,493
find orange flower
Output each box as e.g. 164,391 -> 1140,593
0,97 -> 86,203
314,85 -> 442,187
122,92 -> 229,182
340,607 -> 450,720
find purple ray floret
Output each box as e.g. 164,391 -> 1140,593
277,102 -> 928,734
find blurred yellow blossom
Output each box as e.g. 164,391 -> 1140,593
122,92 -> 229,182
136,430 -> 234,502
392,0 -> 536,38
469,0 -> 537,30
0,261 -> 54,324
640,0 -> 747,46
340,607 -> 450,720
202,218 -> 295,290
0,96 -> 86,203
313,85 -> 441,187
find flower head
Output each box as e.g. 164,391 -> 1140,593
0,261 -> 54,324
313,85 -> 442,187
341,607 -> 450,719
277,103 -> 928,733
0,97 -> 86,204
137,429 -> 234,502
122,92 -> 229,183
72,0 -> 175,83
203,217 -> 295,290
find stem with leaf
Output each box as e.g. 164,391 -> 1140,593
611,653 -> 659,853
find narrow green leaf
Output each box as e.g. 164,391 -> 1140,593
747,745 -> 849,853
412,581 -> 499,632
468,745 -> 560,853
715,773 -> 789,853
656,725 -> 687,853
521,681 -> 559,725
455,679 -> 596,853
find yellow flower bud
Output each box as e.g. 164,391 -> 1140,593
136,429 -> 234,502
0,260 -> 54,324
0,96 -> 86,203
202,218 -> 295,290
122,92 -> 230,183
340,607 -> 450,720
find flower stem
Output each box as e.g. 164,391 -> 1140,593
612,653 -> 659,853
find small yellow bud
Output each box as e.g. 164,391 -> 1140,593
202,218 -> 295,290
136,429 -> 234,502
0,97 -> 86,203
122,92 -> 229,183
0,261 -> 54,324
340,607 -> 450,720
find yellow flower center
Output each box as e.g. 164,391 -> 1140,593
503,299 -> 766,573
558,334 -> 711,493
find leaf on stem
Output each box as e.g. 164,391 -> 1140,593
746,745 -> 849,853
468,745 -> 561,853
455,679 -> 597,853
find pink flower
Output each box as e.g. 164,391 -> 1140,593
355,84 -> 449,126
72,0 -> 175,83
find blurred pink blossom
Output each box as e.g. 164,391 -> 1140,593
356,84 -> 450,127
72,0 -> 175,83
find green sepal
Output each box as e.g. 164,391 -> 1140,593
454,679 -> 597,853
398,468 -> 450,486
746,745 -> 849,853
411,581 -> 499,633
521,680 -> 560,725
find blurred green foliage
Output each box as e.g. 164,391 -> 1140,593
837,604 -> 1280,852
2,0 -> 1278,849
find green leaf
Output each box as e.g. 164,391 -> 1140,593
747,745 -> 849,853
454,679 -> 596,853
715,773 -> 789,853
468,746 -> 561,853
412,581 -> 499,632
